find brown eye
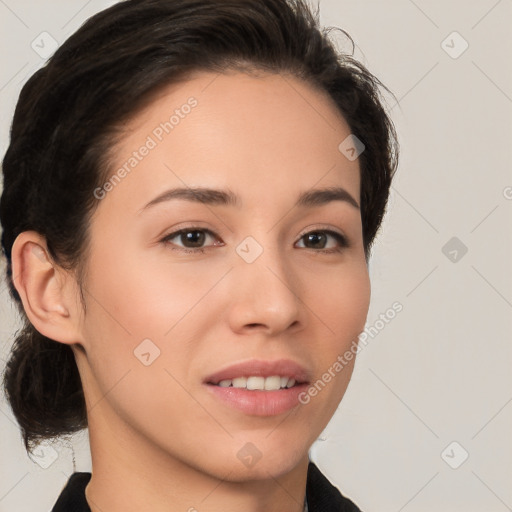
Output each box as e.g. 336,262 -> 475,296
296,230 -> 349,252
303,232 -> 328,249
177,230 -> 206,248
161,228 -> 219,252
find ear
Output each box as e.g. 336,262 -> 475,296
10,230 -> 85,345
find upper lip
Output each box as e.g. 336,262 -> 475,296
204,359 -> 311,385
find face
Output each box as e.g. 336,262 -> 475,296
73,70 -> 371,481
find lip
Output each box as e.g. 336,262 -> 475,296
203,358 -> 311,385
205,383 -> 310,416
203,358 -> 311,416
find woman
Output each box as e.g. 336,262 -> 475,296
0,0 -> 398,510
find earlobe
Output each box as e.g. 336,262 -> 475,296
10,231 -> 83,345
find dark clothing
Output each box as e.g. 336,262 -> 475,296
51,461 -> 362,511
305,462 -> 362,511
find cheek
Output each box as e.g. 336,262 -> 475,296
79,248 -> 218,402
78,253 -> 204,439
300,262 -> 370,423
85,243 -> 214,339
315,259 -> 371,345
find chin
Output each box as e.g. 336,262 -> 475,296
219,457 -> 307,483
226,436 -> 310,482
182,435 -> 308,483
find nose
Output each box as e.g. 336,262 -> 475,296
226,240 -> 304,336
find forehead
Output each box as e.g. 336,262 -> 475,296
99,70 -> 360,215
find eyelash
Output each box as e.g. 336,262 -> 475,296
160,227 -> 350,255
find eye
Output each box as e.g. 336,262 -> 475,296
295,229 -> 349,253
160,227 -> 349,255
160,228 -> 222,254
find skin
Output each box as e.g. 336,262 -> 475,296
12,70 -> 370,512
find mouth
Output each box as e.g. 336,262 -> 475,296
204,358 -> 310,388
207,375 -> 304,390
203,359 -> 311,416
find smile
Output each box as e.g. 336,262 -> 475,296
215,376 -> 298,390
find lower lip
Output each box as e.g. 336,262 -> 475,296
204,383 -> 309,416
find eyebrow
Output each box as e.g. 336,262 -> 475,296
138,185 -> 359,214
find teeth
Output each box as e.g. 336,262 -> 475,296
264,376 -> 281,390
233,377 -> 247,388
247,376 -> 265,390
215,375 -> 298,390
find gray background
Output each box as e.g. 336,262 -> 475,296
1,1 -> 511,511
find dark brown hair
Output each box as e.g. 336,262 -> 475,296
0,0 -> 398,454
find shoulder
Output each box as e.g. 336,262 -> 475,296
51,472 -> 91,512
306,461 -> 363,512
